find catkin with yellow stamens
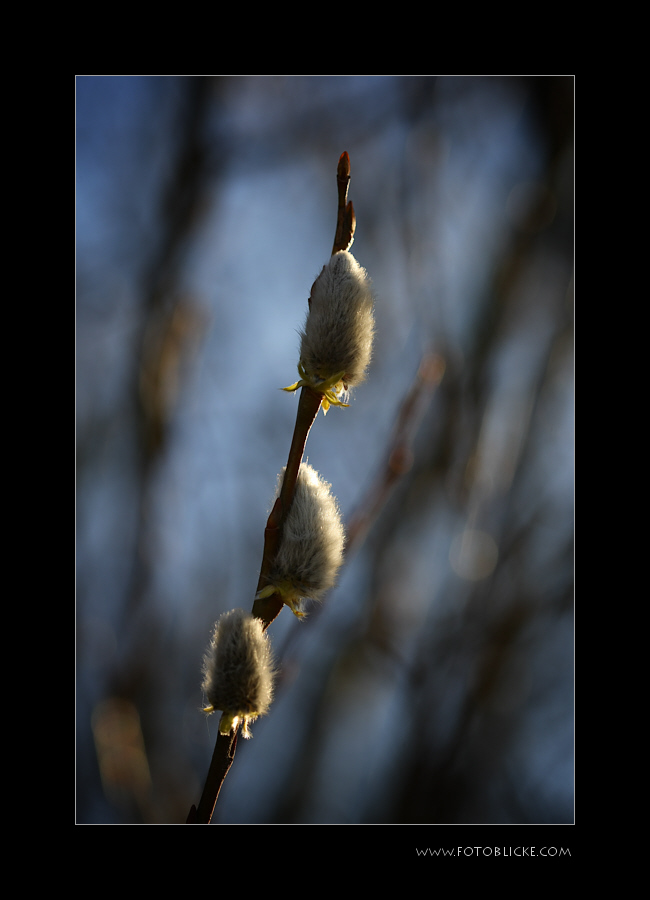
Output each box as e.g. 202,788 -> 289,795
257,463 -> 345,618
284,251 -> 374,411
202,608 -> 275,738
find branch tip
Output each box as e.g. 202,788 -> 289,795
333,153 -> 356,254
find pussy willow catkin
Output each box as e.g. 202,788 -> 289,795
284,250 -> 374,411
258,462 -> 345,618
202,608 -> 275,738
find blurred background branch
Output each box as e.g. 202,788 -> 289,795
76,75 -> 574,824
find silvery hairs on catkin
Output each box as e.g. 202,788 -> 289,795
264,462 -> 345,617
202,608 -> 275,737
300,250 -> 374,389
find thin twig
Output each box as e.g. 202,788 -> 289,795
188,729 -> 238,824
192,389 -> 320,824
189,153 -> 351,823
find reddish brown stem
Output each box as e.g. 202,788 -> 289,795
189,729 -> 239,824
252,386 -> 322,628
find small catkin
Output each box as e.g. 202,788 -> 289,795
261,463 -> 345,618
202,608 -> 275,738
300,250 -> 374,390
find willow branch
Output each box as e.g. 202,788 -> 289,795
188,153 -> 352,823
191,388 -> 321,824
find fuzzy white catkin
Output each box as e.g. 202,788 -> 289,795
202,608 -> 274,737
299,251 -> 374,389
267,463 -> 345,617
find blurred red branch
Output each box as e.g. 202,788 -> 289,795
346,352 -> 445,554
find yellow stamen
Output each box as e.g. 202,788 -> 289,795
281,365 -> 349,413
255,581 -> 307,619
